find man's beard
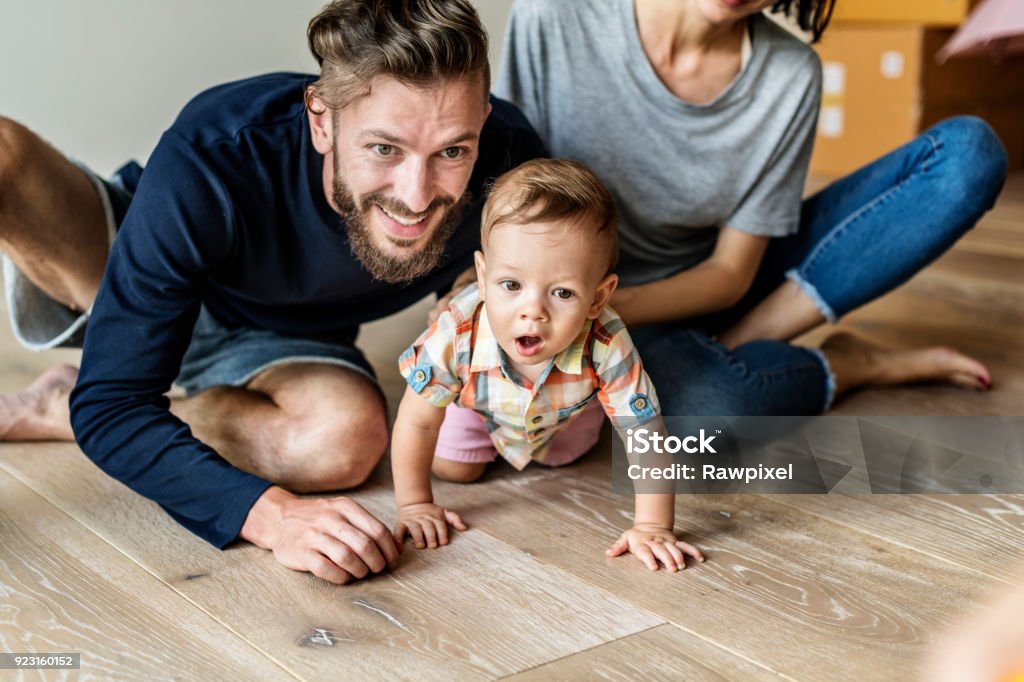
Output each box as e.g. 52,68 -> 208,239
333,176 -> 471,284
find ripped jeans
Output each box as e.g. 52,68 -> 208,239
630,116 -> 1008,416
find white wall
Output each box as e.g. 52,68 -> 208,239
0,0 -> 513,176
476,0 -> 515,78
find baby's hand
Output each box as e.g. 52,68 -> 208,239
394,502 -> 467,549
606,524 -> 704,572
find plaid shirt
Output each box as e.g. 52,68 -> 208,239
399,285 -> 660,470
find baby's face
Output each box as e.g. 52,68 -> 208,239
475,221 -> 617,377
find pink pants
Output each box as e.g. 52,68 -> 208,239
434,400 -> 605,467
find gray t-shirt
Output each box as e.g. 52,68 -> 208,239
496,0 -> 822,286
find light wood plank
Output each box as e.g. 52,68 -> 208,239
0,444 -> 664,680
0,468 -> 294,681
506,625 -> 786,681
770,494 -> 1024,584
427,453 -> 1000,682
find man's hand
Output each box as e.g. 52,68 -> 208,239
427,265 -> 477,325
394,501 -> 467,549
606,524 -> 704,572
240,486 -> 401,585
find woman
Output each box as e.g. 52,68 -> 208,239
496,0 -> 1008,415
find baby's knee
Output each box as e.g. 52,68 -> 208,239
431,458 -> 487,484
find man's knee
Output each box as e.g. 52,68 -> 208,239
0,117 -> 31,214
280,404 -> 388,492
245,363 -> 389,491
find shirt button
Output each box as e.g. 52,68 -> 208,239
531,416 -> 543,424
414,370 -> 426,382
633,397 -> 647,410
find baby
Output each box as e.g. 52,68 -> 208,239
391,158 -> 703,571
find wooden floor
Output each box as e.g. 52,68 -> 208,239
1,174 -> 1023,680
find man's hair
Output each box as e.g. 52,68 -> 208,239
306,0 -> 490,113
482,159 -> 619,277
770,0 -> 836,43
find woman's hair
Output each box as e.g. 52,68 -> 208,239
770,0 -> 837,43
482,159 -> 620,277
306,0 -> 490,113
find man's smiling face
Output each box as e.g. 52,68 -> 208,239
309,74 -> 491,282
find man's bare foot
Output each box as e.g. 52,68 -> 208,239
821,332 -> 992,399
0,364 -> 78,441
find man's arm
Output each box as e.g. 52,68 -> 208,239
69,134 -> 274,547
68,135 -> 397,580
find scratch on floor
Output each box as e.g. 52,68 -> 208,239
353,599 -> 413,634
310,628 -> 334,646
300,628 -> 355,647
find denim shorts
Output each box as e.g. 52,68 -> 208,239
175,306 -> 375,396
3,160 -> 377,396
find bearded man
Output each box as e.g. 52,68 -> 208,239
0,0 -> 541,584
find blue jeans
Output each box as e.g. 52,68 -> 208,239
631,116 -> 1008,416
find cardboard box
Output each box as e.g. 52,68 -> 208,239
810,23 -> 1024,177
832,0 -> 982,27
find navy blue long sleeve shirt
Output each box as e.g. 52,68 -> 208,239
69,73 -> 543,548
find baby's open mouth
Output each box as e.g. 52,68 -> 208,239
514,335 -> 544,357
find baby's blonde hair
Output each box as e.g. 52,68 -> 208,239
481,159 -> 619,276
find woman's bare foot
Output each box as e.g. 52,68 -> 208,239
821,332 -> 992,399
0,364 -> 78,441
